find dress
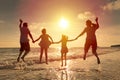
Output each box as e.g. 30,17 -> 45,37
39,34 -> 51,48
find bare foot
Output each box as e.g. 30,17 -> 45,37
17,57 -> 20,62
21,57 -> 25,62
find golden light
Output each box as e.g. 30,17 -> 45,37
59,18 -> 68,29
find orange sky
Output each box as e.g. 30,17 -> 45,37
0,0 -> 120,48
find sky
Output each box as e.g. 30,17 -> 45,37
0,0 -> 120,48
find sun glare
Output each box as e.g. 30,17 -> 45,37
59,18 -> 68,29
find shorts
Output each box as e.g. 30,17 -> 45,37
20,42 -> 30,52
84,40 -> 97,53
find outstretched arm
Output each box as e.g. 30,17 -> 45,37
75,28 -> 86,40
53,40 -> 61,44
67,38 -> 76,42
19,19 -> 23,29
28,31 -> 34,42
34,36 -> 41,43
48,35 -> 54,43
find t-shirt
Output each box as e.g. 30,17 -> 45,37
20,27 -> 30,42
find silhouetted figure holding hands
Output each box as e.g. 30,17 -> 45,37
53,35 -> 76,66
75,17 -> 100,64
17,19 -> 34,62
34,28 -> 53,64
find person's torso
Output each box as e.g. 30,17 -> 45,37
20,27 -> 30,42
40,34 -> 49,42
61,40 -> 67,47
85,27 -> 97,41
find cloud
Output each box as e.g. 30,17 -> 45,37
78,11 -> 96,21
103,0 -> 120,10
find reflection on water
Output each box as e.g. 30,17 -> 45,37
61,70 -> 68,80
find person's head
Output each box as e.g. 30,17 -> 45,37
86,20 -> 92,27
42,28 -> 46,34
62,34 -> 68,41
23,22 -> 28,27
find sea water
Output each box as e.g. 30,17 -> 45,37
0,47 -> 119,62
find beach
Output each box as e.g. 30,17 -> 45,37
0,47 -> 120,80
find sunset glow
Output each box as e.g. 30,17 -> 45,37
0,0 -> 120,48
59,18 -> 68,29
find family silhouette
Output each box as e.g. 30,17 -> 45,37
17,17 -> 101,66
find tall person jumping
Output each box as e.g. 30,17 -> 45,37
17,19 -> 34,62
75,17 -> 100,64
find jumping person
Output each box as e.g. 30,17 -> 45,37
75,17 -> 100,64
17,19 -> 34,62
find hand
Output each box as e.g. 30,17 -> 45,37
19,19 -> 23,23
51,42 -> 54,44
95,17 -> 98,22
75,37 -> 78,40
32,40 -> 35,43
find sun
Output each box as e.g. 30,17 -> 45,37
59,18 -> 68,29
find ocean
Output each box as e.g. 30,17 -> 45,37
0,47 -> 120,80
0,47 -> 119,62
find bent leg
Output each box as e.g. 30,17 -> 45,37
21,42 -> 30,62
17,51 -> 23,62
21,50 -> 29,62
92,43 -> 100,64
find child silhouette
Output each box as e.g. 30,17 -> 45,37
53,34 -> 75,66
34,28 -> 53,64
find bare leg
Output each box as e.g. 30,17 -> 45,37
83,51 -> 87,60
83,49 -> 89,60
40,48 -> 44,63
92,43 -> 100,64
45,48 -> 48,64
64,53 -> 67,66
83,42 -> 90,60
21,51 -> 29,62
93,51 -> 100,64
61,53 -> 63,66
17,51 -> 23,62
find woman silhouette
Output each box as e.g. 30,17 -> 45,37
75,17 -> 100,64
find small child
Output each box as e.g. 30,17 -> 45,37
53,35 -> 75,66
33,28 -> 53,64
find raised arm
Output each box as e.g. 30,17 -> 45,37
19,19 -> 23,28
95,17 -> 99,29
75,28 -> 86,40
